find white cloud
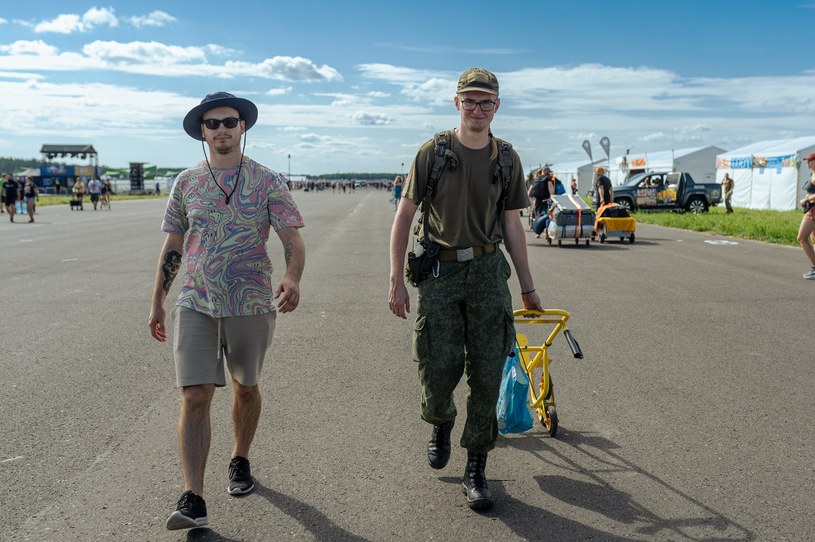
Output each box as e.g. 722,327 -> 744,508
267,87 -> 293,96
83,7 -> 118,28
0,39 -> 341,82
226,56 -> 341,82
82,40 -> 207,65
642,132 -> 668,143
350,111 -> 395,125
0,18 -> 8,24
34,14 -> 83,34
34,7 -> 118,33
0,40 -> 58,56
129,11 -> 176,28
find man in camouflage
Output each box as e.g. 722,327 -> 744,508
388,68 -> 543,510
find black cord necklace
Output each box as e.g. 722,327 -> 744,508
201,136 -> 247,204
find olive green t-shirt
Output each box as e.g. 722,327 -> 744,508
404,130 -> 528,249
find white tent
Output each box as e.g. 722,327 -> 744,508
715,136 -> 815,211
548,159 -> 605,196
606,146 -> 724,186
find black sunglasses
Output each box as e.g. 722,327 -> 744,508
202,117 -> 241,130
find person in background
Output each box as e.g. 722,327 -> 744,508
148,91 -> 306,531
593,166 -> 613,210
100,177 -> 110,208
388,68 -> 543,511
22,176 -> 38,223
87,176 -> 102,210
391,175 -> 403,211
72,178 -> 85,210
722,173 -> 734,213
798,152 -> 815,279
571,177 -> 578,195
528,166 -> 554,219
3,173 -> 19,222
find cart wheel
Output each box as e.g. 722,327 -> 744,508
544,406 -> 558,437
619,236 -> 625,242
557,239 -> 562,247
585,239 -> 590,247
547,237 -> 552,245
539,375 -> 558,436
629,233 -> 635,244
574,239 -> 579,246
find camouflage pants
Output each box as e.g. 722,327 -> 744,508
413,249 -> 515,453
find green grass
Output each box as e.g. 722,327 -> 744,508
630,205 -> 803,246
33,194 -> 165,206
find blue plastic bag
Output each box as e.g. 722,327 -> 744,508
496,349 -> 533,434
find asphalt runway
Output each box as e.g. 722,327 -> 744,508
1,190 -> 813,541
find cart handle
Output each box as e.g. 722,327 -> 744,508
563,329 -> 583,359
513,308 -> 584,359
513,308 -> 570,323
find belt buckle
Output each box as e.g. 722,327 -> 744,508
456,247 -> 474,262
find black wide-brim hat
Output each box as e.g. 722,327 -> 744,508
183,91 -> 258,141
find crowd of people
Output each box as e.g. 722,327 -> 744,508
0,173 -> 115,219
2,173 -> 39,223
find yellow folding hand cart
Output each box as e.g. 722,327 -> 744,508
513,309 -> 583,436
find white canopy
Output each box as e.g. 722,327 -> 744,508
715,136 -> 815,211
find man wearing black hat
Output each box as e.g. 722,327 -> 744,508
388,68 -> 543,511
148,92 -> 305,530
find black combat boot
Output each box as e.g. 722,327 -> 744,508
462,451 -> 493,510
426,420 -> 454,469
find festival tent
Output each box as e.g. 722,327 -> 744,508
548,159 -> 605,195
606,146 -> 724,186
715,136 -> 815,211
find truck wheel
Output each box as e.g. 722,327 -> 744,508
614,198 -> 633,212
629,233 -> 635,243
686,197 -> 708,213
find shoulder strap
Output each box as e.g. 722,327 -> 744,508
425,131 -> 452,201
418,131 -> 455,243
494,137 -> 513,215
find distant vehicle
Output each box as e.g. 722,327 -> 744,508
612,172 -> 721,213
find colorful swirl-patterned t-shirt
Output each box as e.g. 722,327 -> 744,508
162,158 -> 304,317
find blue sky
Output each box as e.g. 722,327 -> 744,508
1,1 -> 814,175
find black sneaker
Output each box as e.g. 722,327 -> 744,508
228,456 -> 255,495
166,490 -> 208,530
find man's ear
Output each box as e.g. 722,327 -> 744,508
453,95 -> 460,111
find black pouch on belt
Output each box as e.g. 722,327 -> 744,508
405,242 -> 439,287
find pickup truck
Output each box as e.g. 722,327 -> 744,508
610,171 -> 721,213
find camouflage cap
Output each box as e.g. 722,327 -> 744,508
457,68 -> 499,96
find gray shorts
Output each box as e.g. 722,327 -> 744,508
171,306 -> 276,387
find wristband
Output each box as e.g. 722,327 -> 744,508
521,289 -> 536,296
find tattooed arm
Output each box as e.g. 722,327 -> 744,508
274,227 -> 306,314
148,233 -> 184,342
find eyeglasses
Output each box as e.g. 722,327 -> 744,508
460,99 -> 496,112
202,117 -> 241,130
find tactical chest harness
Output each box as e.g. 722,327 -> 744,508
406,130 -> 514,285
